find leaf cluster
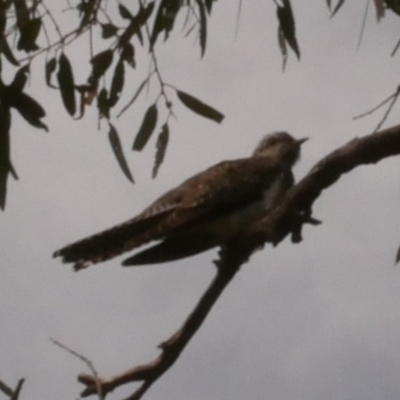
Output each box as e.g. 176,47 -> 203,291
0,0 -> 223,210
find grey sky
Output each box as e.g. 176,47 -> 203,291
2,1 -> 400,399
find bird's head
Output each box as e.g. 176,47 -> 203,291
252,131 -> 308,166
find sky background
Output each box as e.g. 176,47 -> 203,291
2,1 -> 400,399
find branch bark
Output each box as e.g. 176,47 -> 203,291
79,259 -> 241,399
220,123 -> 400,267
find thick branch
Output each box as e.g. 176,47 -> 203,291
79,258 -> 241,399
220,123 -> 400,267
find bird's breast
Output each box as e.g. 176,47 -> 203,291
197,200 -> 268,242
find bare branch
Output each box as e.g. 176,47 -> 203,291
353,89 -> 399,119
78,259 -> 240,399
51,338 -> 104,400
356,0 -> 369,51
391,37 -> 400,56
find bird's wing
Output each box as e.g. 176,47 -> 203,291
54,157 -> 283,270
122,158 -> 289,266
149,157 -> 284,234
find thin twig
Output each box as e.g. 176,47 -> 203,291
143,24 -> 175,121
78,260 -> 241,399
391,37 -> 400,56
51,338 -> 104,400
356,0 -> 369,51
353,91 -> 397,120
17,24 -> 90,63
89,23 -> 94,59
39,1 -> 64,41
117,70 -> 155,118
234,0 -> 243,40
373,89 -> 400,132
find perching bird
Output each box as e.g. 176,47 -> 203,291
53,132 -> 307,271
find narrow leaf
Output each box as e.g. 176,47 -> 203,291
45,58 -> 57,88
13,0 -> 29,32
177,90 -> 224,123
77,88 -> 86,119
0,2 -> 6,35
57,53 -> 76,116
153,123 -> 169,178
108,123 -> 134,183
136,2 -> 155,26
118,20 -> 141,47
10,90 -> 45,118
109,59 -> 125,108
0,38 -> 19,66
396,244 -> 400,264
6,89 -> 47,131
331,0 -> 347,17
120,43 -> 135,67
0,105 -> 11,210
278,27 -> 288,72
119,4 -> 133,19
204,0 -> 213,14
75,84 -> 95,119
150,0 -> 167,47
89,49 -> 113,84
0,374 -> 13,396
77,0 -> 97,30
97,88 -> 109,119
101,23 -> 118,39
133,104 -> 158,151
18,17 -> 41,51
13,92 -> 48,131
150,0 -> 180,47
276,0 -> 300,60
9,161 -> 18,180
196,0 -> 207,57
326,0 -> 332,10
11,64 -> 29,91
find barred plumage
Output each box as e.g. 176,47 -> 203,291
53,132 -> 307,270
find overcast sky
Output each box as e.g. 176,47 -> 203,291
2,1 -> 400,399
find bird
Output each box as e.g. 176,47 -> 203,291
53,132 -> 307,271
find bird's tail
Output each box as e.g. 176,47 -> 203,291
122,231 -> 218,266
53,213 -> 167,271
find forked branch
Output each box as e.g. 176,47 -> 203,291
79,261 -> 240,399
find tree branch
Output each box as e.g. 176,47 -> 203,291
220,123 -> 400,267
76,123 -> 400,399
0,377 -> 25,400
78,259 -> 241,399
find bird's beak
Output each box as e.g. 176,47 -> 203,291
297,137 -> 309,145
